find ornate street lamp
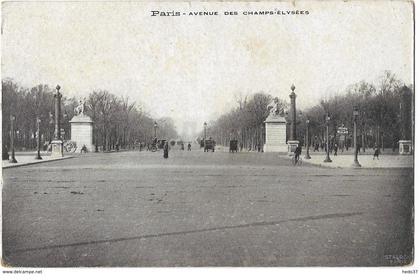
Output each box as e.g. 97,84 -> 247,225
154,121 -> 158,139
305,119 -> 311,159
204,122 -> 207,140
352,106 -> 362,168
323,113 -> 332,163
35,117 -> 42,160
9,115 -> 17,163
361,110 -> 366,152
289,84 -> 297,141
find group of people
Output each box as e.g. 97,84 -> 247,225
144,140 -> 193,159
180,143 -> 192,151
163,142 -> 193,158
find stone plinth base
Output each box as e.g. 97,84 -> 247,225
51,139 -> 64,158
287,140 -> 300,156
264,115 -> 287,153
263,144 -> 288,153
70,115 -> 94,153
398,140 -> 412,155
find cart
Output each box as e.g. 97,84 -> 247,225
229,140 -> 238,153
204,139 -> 215,152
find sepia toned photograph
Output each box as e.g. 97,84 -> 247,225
1,0 -> 415,269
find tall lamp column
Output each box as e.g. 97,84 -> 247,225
323,114 -> 332,163
287,84 -> 299,155
352,106 -> 361,168
9,115 -> 17,163
305,119 -> 311,159
35,117 -> 42,160
51,85 -> 64,158
204,122 -> 207,140
154,121 -> 158,139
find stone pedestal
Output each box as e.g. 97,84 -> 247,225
287,140 -> 300,156
398,140 -> 412,155
51,139 -> 64,158
264,115 -> 287,152
70,115 -> 94,153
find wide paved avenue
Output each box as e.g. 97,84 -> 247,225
2,148 -> 413,266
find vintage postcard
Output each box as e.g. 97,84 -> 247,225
1,0 -> 415,270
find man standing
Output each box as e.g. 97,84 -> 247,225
373,144 -> 380,160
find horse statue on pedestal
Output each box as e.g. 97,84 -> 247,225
267,97 -> 284,117
74,98 -> 86,116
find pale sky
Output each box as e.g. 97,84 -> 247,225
1,1 -> 414,132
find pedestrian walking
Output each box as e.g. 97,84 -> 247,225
333,143 -> 338,156
293,144 -> 302,165
187,143 -> 191,151
80,144 -> 88,153
373,144 -> 380,160
314,143 -> 319,152
163,141 -> 169,159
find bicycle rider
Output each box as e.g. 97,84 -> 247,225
294,144 -> 302,164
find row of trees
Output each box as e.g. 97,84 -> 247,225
2,78 -> 178,153
204,92 -> 285,150
205,71 -> 413,151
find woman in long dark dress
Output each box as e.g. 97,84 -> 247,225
163,141 -> 169,159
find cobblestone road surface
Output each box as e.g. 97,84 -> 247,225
2,149 -> 414,266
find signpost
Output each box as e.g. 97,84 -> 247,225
337,125 -> 349,151
337,127 -> 349,135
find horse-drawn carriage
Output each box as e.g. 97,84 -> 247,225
229,140 -> 238,153
204,139 -> 215,152
150,138 -> 166,152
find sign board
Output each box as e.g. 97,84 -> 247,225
337,127 -> 348,135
